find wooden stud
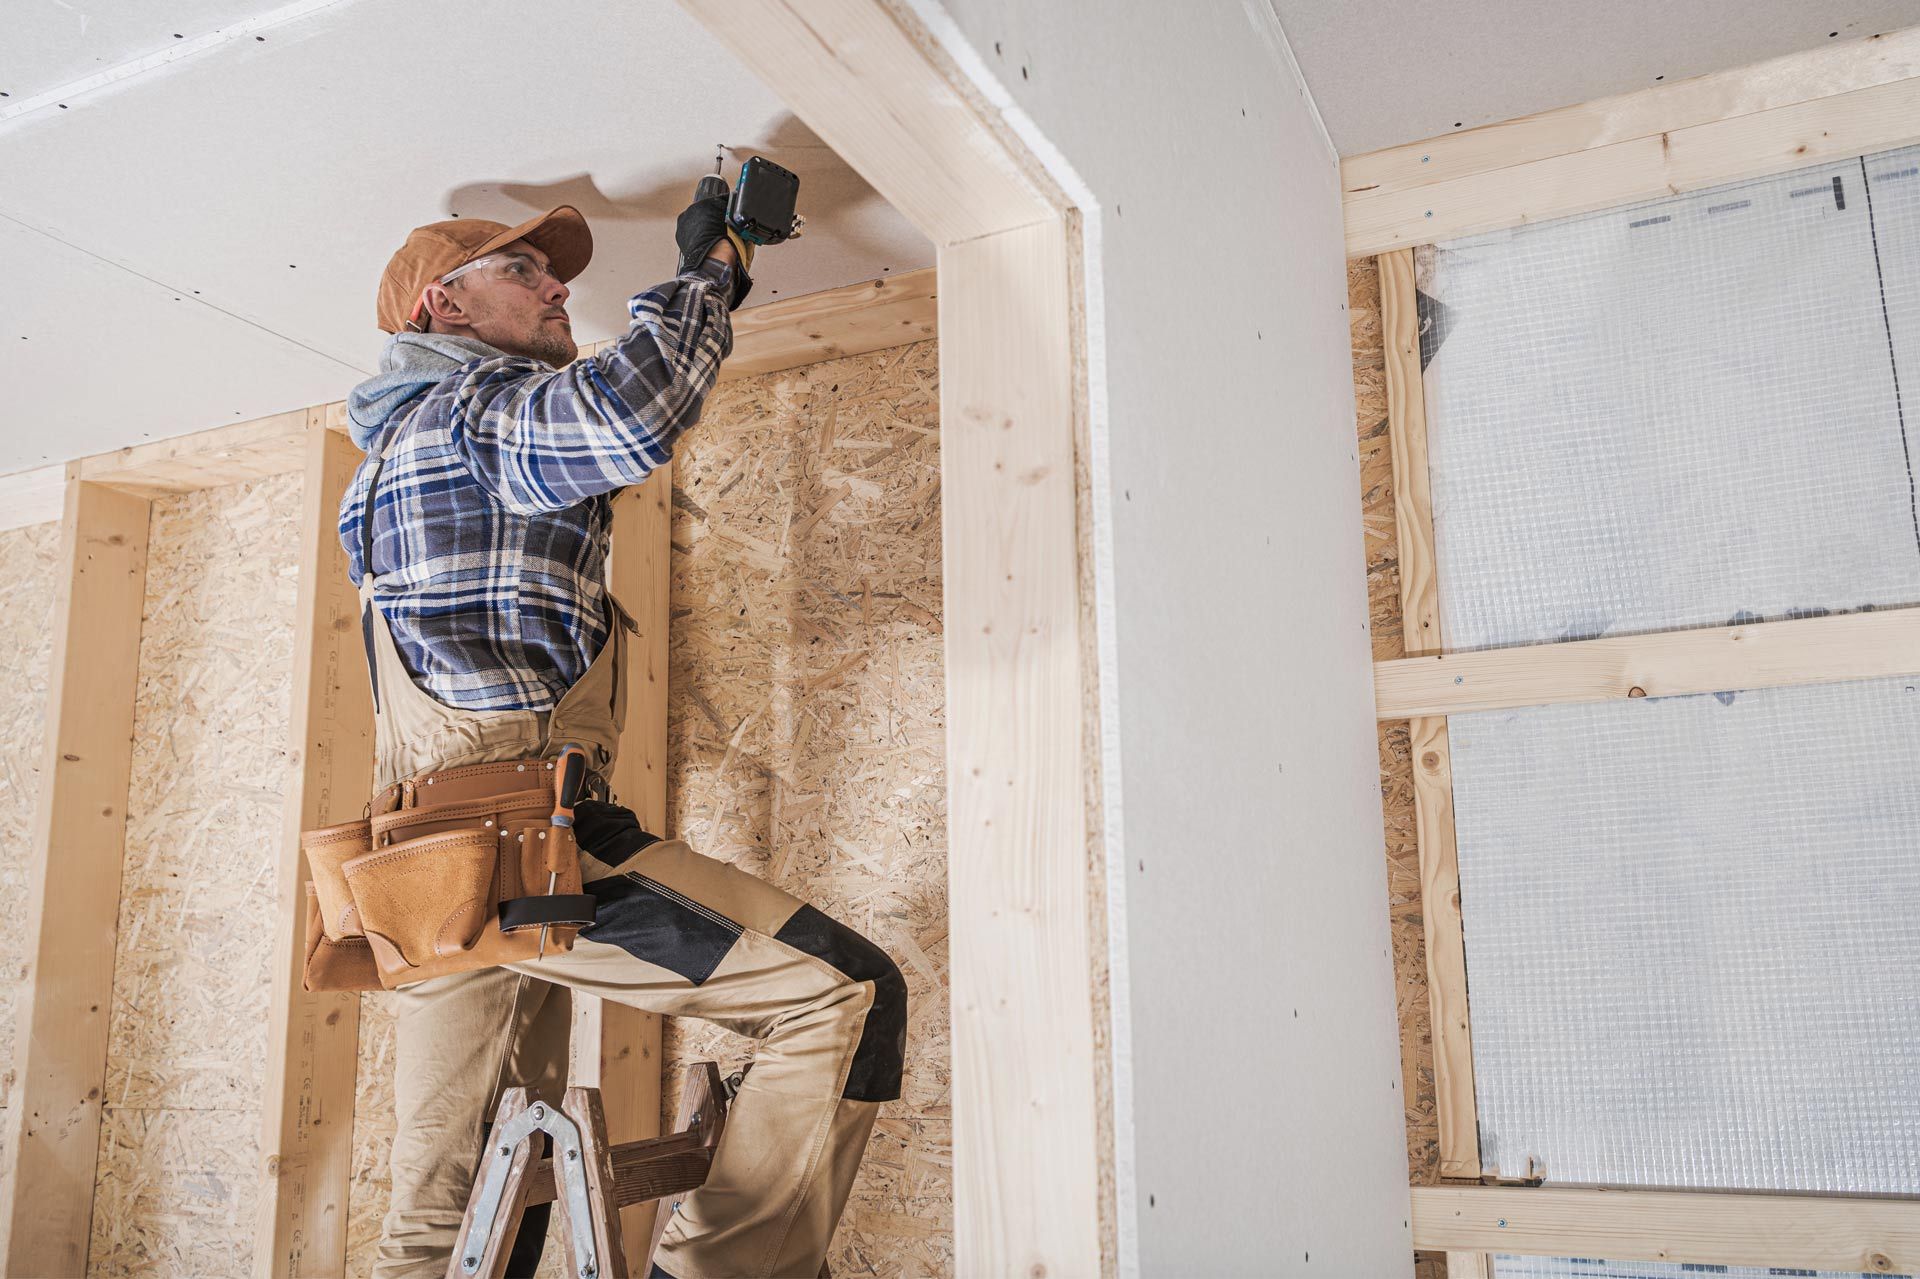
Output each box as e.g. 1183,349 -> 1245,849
1380,249 -> 1481,1178
1375,606 -> 1920,719
1345,42 -> 1920,256
1445,1253 -> 1493,1279
939,218 -> 1100,1273
570,464 -> 674,1272
1411,1184 -> 1920,1269
0,475 -> 152,1276
253,415 -> 375,1277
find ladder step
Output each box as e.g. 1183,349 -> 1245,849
523,1131 -> 716,1209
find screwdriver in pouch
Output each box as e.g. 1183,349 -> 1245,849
541,742 -> 590,958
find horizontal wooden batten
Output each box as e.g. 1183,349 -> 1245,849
1374,607 -> 1920,719
1344,52 -> 1920,256
1344,27 -> 1920,197
722,268 -> 936,380
1411,1185 -> 1920,1270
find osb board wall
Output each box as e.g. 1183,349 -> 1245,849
662,339 -> 948,1275
89,473 -> 302,1276
344,339 -> 950,1276
0,522 -> 63,1133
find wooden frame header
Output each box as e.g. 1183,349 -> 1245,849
1343,26 -> 1920,256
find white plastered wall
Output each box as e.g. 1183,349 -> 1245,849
913,1 -> 1412,1272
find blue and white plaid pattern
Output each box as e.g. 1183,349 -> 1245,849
339,261 -> 733,710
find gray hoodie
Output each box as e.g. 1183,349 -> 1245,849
344,332 -> 519,451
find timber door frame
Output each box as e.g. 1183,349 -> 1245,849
674,2 -> 1107,1272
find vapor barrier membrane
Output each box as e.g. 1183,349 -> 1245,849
1420,145 -> 1920,652
1450,677 -> 1920,1191
1493,1258 -> 1912,1279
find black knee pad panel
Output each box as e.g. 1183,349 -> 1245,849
772,905 -> 908,1102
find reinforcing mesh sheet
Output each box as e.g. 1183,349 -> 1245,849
1450,677 -> 1920,1191
1421,145 -> 1920,652
1492,1258 -> 1913,1279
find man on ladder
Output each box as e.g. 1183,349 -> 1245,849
325,192 -> 906,1278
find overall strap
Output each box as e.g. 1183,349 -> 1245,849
360,449 -> 390,714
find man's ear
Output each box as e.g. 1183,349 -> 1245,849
419,283 -> 469,330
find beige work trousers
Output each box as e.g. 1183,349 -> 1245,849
375,834 -> 904,1279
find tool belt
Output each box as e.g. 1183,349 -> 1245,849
301,756 -> 598,992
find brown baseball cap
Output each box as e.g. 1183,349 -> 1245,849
376,205 -> 593,333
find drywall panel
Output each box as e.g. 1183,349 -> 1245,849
90,473 -> 300,1276
1451,678 -> 1920,1191
343,342 -> 949,1275
4,0 -> 275,100
0,217 -> 354,472
1267,0 -> 1920,155
922,1 -> 1411,1272
0,0 -> 933,465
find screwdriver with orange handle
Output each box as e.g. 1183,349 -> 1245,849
539,743 -> 590,958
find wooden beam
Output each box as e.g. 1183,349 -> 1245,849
677,0 -> 1049,246
1444,1254 -> 1491,1279
1411,1184 -> 1920,1270
77,408 -> 310,497
0,463 -> 66,533
1344,27 -> 1920,198
722,269 -> 936,381
1345,45 -> 1920,256
940,217 -> 1099,1274
253,413 -> 375,1277
572,465 -> 674,1273
1380,249 -> 1481,1178
1375,606 -> 1920,719
0,475 -> 151,1276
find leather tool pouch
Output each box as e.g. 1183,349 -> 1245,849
299,760 -> 597,992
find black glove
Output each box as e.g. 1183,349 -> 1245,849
675,194 -> 753,308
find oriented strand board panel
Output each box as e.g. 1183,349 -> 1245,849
0,522 -> 63,1124
89,473 -> 301,1276
344,342 -> 949,1275
1350,256 -> 1442,1186
660,340 -> 951,1275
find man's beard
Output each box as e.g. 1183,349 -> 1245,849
521,320 -> 577,366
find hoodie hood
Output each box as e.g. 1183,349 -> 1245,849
346,332 -> 508,450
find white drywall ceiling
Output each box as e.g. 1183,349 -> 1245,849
1270,0 -> 1920,155
0,0 -> 931,474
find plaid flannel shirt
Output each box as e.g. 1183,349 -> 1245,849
338,260 -> 734,711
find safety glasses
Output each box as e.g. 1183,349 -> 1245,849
437,252 -> 564,291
